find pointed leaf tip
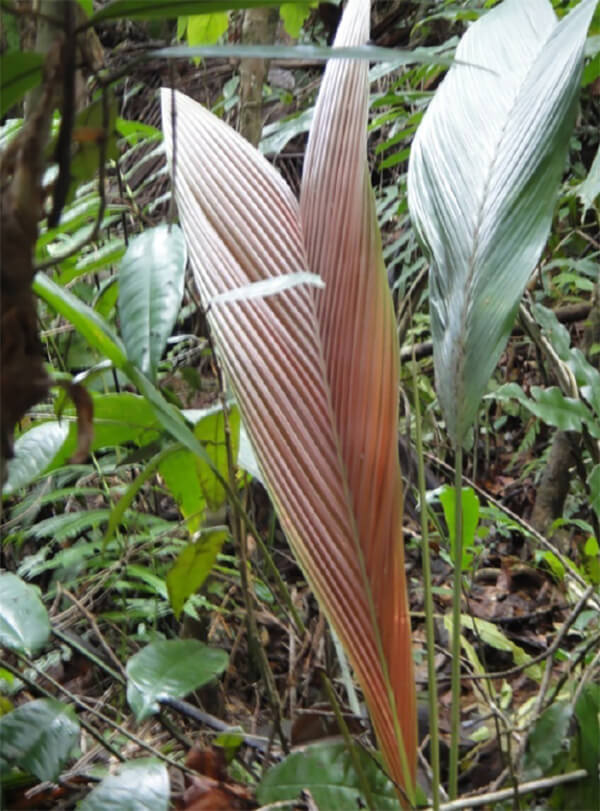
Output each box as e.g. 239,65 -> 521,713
161,0 -> 417,797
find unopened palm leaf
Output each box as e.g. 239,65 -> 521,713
161,0 -> 416,800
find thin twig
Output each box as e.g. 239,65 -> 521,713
0,657 -> 125,762
16,652 -> 196,776
427,769 -> 588,811
58,586 -> 126,678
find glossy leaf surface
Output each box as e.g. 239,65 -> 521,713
78,758 -> 169,811
408,0 -> 596,444
257,741 -> 401,810
0,573 -> 50,655
0,699 -> 79,781
3,422 -> 68,495
126,639 -> 228,721
118,225 -> 186,381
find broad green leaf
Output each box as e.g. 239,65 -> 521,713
158,404 -> 240,531
118,225 -> 186,381
126,639 -> 228,721
78,758 -> 169,811
166,528 -> 228,618
570,683 -> 600,810
535,550 -> 566,581
51,392 -> 162,470
408,0 -> 596,444
280,2 -> 314,39
439,486 -> 480,571
522,702 -> 573,779
187,12 -> 229,45
527,386 -> 598,434
0,52 -> 43,117
92,0 -> 292,23
162,0 -> 417,797
589,465 -> 600,523
3,421 -> 68,495
577,143 -> 600,213
257,741 -> 401,810
0,699 -> 79,781
0,573 -> 50,655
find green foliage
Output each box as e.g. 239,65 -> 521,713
0,574 -> 50,656
522,702 -> 573,779
91,0 -> 292,23
0,699 -> 79,782
118,225 -> 187,381
2,1 -> 598,807
439,486 -> 480,572
257,741 -> 402,810
0,52 -> 44,116
78,759 -> 169,811
186,11 -> 229,45
166,527 -> 228,617
3,422 -> 69,495
280,2 -> 315,38
125,639 -> 228,721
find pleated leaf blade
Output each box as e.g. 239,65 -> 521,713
161,0 -> 416,799
407,0 -> 596,445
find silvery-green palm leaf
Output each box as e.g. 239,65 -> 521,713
408,0 -> 596,445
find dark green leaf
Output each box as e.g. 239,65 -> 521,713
78,758 -> 169,811
0,52 -> 44,117
257,741 -> 401,810
3,422 -> 69,495
527,387 -> 596,434
522,702 -> 573,779
0,699 -> 79,782
166,528 -> 228,618
92,0 -> 293,23
570,684 -> 600,810
126,639 -> 228,721
0,573 -> 50,656
118,225 -> 187,381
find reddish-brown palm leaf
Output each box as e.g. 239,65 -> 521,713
161,0 -> 416,799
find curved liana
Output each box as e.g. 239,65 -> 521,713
161,0 -> 416,802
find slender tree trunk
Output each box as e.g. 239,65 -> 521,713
238,7 -> 279,147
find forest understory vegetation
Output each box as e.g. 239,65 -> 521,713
0,1 -> 599,809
